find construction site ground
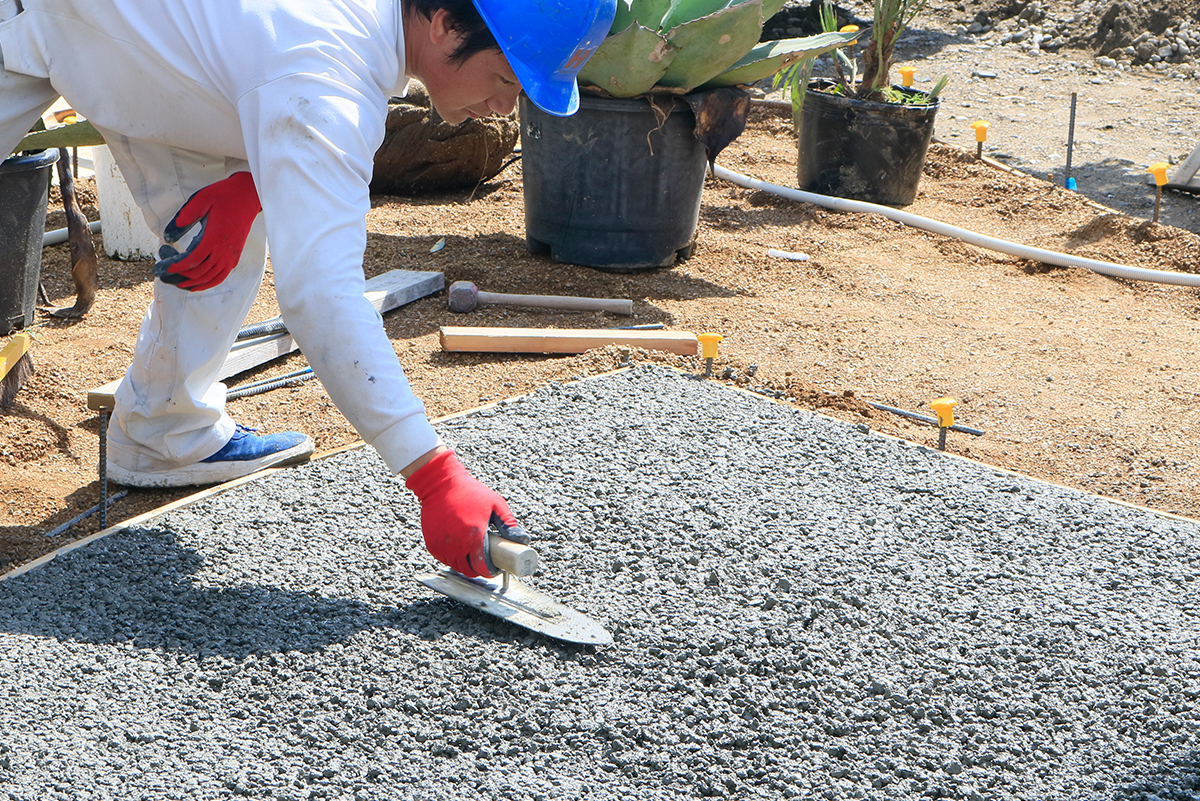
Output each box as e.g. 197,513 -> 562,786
4,2 -> 1200,575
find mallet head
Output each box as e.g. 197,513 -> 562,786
448,281 -> 479,313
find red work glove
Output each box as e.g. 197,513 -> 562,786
405,450 -> 520,578
152,171 -> 261,291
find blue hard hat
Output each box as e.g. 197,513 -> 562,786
474,0 -> 617,117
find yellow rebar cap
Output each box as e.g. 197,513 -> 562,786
840,24 -> 859,32
898,66 -> 916,87
970,120 -> 990,143
930,397 -> 957,428
1148,161 -> 1170,186
697,332 -> 723,359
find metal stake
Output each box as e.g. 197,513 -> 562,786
99,407 -> 109,529
937,426 -> 948,451
1064,92 -> 1077,188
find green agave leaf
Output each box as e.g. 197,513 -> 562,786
656,0 -> 764,92
610,0 -> 637,34
759,0 -> 787,23
577,23 -> 678,98
698,30 -> 860,88
626,0 -> 673,32
659,0 -> 751,33
15,119 -> 105,153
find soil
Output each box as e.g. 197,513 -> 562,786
4,0 -> 1200,575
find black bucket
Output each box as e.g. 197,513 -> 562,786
796,80 -> 939,206
0,149 -> 58,335
520,95 -> 708,272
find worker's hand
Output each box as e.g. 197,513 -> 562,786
152,171 -> 261,292
405,450 -> 519,578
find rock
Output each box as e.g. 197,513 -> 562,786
1017,2 -> 1044,23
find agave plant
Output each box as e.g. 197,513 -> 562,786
775,0 -> 947,108
576,0 -> 859,98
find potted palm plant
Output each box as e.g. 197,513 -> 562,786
776,0 -> 948,206
520,0 -> 857,272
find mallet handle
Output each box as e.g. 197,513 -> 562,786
477,290 -> 633,316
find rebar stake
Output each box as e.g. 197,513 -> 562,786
971,121 -> 990,160
1149,162 -> 1169,224
697,332 -> 723,378
98,407 -> 109,529
930,397 -> 958,452
1064,92 -> 1077,188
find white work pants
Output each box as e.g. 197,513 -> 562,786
98,133 -> 268,472
2,33 -> 266,471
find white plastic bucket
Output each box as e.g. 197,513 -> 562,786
92,146 -> 162,260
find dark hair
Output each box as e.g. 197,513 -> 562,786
404,0 -> 499,63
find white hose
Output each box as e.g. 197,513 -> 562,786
711,164 -> 1200,288
42,219 -> 101,247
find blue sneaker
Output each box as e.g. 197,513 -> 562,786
109,424 -> 314,488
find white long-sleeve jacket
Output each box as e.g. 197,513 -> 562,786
0,0 -> 442,473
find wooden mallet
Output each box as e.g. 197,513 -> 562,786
447,281 -> 633,316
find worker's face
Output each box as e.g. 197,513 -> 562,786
418,12 -> 522,125
425,47 -> 522,125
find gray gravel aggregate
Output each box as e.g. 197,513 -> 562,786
2,366 -> 1199,800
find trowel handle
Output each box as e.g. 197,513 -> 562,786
487,534 -> 540,577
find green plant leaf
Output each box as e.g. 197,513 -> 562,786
611,0 -> 636,33
625,0 -> 673,32
698,30 -> 860,88
15,120 -> 105,153
659,0 -> 749,32
656,0 -> 764,91
577,23 -> 678,97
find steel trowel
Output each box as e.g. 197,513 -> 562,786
416,533 -> 612,646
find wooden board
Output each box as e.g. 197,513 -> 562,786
1169,141 -> 1200,189
88,269 -> 443,410
439,326 -> 699,356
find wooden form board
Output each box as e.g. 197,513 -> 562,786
439,326 -> 698,356
87,269 -> 443,411
1169,141 -> 1200,190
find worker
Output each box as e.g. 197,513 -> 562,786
0,0 -> 616,578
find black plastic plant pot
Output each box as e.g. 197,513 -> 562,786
520,94 -> 708,272
0,148 -> 58,335
796,79 -> 939,207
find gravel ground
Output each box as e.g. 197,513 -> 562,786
2,366 -> 1199,801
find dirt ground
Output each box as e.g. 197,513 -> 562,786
4,0 -> 1200,574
